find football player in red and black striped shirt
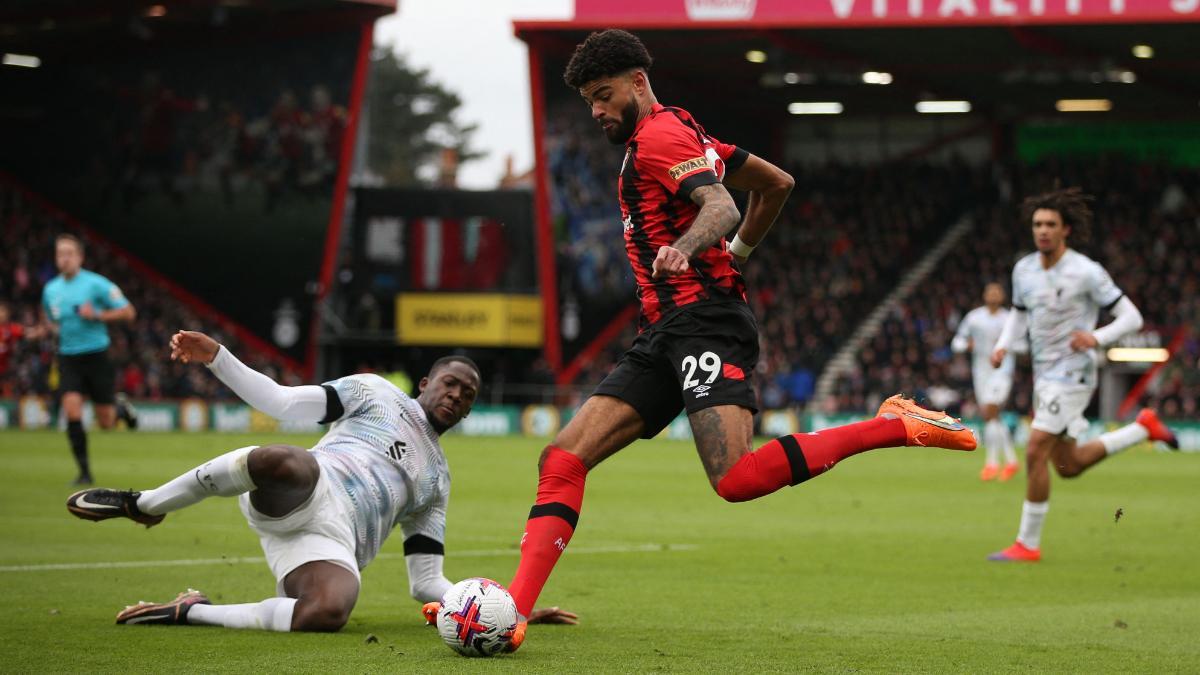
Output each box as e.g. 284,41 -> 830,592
496,30 -> 977,649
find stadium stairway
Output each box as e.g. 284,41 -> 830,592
809,215 -> 975,409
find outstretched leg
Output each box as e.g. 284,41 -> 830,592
508,395 -> 644,621
67,444 -> 318,526
707,395 -> 975,503
989,409 -> 1176,562
141,443 -> 318,517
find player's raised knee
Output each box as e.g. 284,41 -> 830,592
248,444 -> 318,488
1053,462 -> 1083,479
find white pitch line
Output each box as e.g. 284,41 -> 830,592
0,543 -> 698,573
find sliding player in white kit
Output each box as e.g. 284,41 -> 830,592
952,283 -> 1020,481
66,330 -> 575,632
987,187 -> 1179,563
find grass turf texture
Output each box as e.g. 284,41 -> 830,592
1,430 -> 1197,673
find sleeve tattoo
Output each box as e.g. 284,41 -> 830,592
673,184 -> 741,259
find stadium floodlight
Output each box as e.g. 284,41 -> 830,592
915,100 -> 971,114
1106,347 -> 1169,363
1132,44 -> 1154,59
2,53 -> 40,68
145,4 -> 167,17
745,50 -> 767,64
861,71 -> 893,85
788,101 -> 843,115
1056,99 -> 1113,112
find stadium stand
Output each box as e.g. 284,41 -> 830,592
0,178 -> 301,401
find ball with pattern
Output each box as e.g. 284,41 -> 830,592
436,578 -> 518,657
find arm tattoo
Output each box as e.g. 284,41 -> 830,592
673,184 -> 741,259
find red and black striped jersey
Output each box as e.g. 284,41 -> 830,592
618,103 -> 749,330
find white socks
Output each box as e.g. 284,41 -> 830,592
188,597 -> 297,632
982,420 -> 1000,466
137,446 -> 258,516
1099,422 -> 1149,456
1017,500 -> 1049,550
983,419 -> 1017,466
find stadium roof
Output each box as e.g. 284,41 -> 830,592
0,0 -> 394,58
516,22 -> 1199,121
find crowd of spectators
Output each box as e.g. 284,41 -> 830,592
544,101 -> 630,307
831,157 -> 1199,419
0,180 -> 301,402
89,73 -> 348,215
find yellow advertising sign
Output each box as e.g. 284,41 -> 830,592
396,294 -> 543,347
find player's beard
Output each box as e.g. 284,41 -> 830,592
605,99 -> 640,145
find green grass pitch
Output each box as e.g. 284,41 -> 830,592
1,430 -> 1197,673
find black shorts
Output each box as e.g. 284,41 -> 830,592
593,301 -> 759,438
58,350 -> 117,405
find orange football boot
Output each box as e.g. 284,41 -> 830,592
987,540 -> 1040,562
421,601 -> 440,626
1136,408 -> 1179,449
505,621 -> 527,653
999,462 -> 1020,481
979,464 -> 999,481
877,394 -> 976,450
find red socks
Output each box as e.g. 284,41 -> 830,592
508,446 -> 588,618
716,417 -> 905,502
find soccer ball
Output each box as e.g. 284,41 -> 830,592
436,577 -> 519,657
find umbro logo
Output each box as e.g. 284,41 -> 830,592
692,385 -> 711,393
904,411 -> 966,431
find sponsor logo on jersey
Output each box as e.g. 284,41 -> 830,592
667,156 -> 710,181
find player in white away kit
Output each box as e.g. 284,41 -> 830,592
952,283 -> 1020,481
987,187 -> 1179,563
66,330 -> 575,633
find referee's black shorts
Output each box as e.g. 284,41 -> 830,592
593,301 -> 759,438
58,350 -> 117,405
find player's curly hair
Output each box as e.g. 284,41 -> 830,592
563,29 -> 653,89
1019,185 -> 1094,243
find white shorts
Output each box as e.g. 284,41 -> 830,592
239,464 -> 361,596
1030,380 -> 1095,437
974,371 -> 1013,407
